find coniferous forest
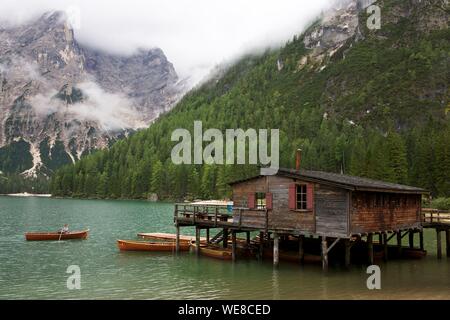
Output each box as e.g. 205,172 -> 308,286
49,1 -> 450,203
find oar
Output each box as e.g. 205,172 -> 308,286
58,230 -> 63,241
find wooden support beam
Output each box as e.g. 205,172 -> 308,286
259,232 -> 265,261
419,230 -> 424,251
195,227 -> 200,256
206,228 -> 210,244
223,228 -> 228,249
401,231 -> 409,240
326,238 -> 340,254
437,229 -> 442,259
409,230 -> 414,249
344,239 -> 351,268
298,235 -> 304,264
367,233 -> 374,265
231,231 -> 237,262
396,231 -> 402,256
175,225 -> 180,253
246,231 -> 251,245
378,233 -> 382,244
383,232 -> 388,261
386,232 -> 396,243
273,233 -> 279,267
446,229 -> 450,258
321,237 -> 328,271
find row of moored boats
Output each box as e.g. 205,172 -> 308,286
24,230 -> 233,260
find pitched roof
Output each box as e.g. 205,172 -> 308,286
229,168 -> 427,194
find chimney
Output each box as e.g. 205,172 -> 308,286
296,149 -> 302,171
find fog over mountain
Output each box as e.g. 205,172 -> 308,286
0,11 -> 184,176
0,0 -> 333,85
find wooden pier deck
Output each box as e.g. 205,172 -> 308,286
138,232 -> 206,242
422,209 -> 450,259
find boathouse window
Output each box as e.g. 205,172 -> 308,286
296,185 -> 307,210
289,183 -> 313,211
256,192 -> 266,209
248,192 -> 272,210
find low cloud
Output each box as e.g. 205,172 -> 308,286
30,82 -> 145,132
0,0 -> 334,86
71,82 -> 145,131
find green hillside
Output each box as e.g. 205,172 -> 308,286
51,0 -> 450,200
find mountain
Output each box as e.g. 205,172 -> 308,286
50,0 -> 449,200
0,11 -> 185,183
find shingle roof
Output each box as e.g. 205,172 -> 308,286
229,167 -> 428,194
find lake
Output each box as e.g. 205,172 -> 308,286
0,196 -> 449,299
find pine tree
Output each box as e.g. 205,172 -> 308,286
385,131 -> 409,184
150,160 -> 164,198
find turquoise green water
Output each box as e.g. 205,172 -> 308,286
0,196 -> 449,300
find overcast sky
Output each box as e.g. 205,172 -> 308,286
1,0 -> 334,85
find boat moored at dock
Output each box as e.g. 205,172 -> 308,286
117,239 -> 190,252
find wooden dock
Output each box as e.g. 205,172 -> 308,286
138,232 -> 206,242
422,209 -> 450,259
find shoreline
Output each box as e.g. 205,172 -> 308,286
0,193 -> 52,198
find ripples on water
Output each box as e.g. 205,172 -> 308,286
0,196 -> 449,299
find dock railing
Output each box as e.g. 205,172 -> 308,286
174,203 -> 268,230
422,208 -> 450,226
174,203 -> 233,226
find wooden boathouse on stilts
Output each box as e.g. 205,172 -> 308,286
174,151 -> 430,270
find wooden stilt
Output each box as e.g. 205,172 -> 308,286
195,227 -> 200,256
231,231 -> 237,262
273,233 -> 279,267
446,229 -> 450,258
409,230 -> 414,249
419,230 -> 424,251
378,233 -> 382,244
397,231 -> 402,256
321,237 -> 328,270
383,232 -> 388,261
175,225 -> 180,253
246,231 -> 251,245
437,229 -> 442,259
259,232 -> 264,260
223,228 -> 228,248
344,239 -> 351,268
367,233 -> 374,265
298,235 -> 304,264
206,228 -> 210,244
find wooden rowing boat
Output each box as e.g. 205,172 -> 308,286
138,232 -> 206,242
117,239 -> 191,252
25,229 -> 89,241
191,243 -> 233,260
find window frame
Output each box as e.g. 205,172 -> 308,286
295,184 -> 308,211
255,192 -> 266,210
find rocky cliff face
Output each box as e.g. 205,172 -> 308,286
298,0 -> 448,72
0,11 -> 185,177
